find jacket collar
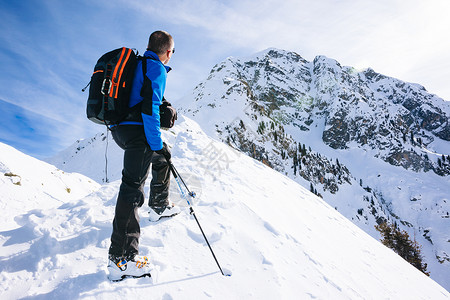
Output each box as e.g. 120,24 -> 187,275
144,50 -> 172,73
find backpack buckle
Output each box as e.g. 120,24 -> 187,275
101,78 -> 112,95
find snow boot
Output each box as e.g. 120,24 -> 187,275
149,203 -> 181,222
107,254 -> 152,281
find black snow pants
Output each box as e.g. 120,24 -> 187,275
108,125 -> 170,258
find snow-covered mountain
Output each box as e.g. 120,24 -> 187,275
46,131 -> 124,184
171,48 -> 450,290
1,118 -> 449,299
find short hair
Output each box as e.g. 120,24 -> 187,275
147,31 -> 173,55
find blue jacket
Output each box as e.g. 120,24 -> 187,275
122,51 -> 171,151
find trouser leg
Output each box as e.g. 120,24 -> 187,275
149,152 -> 171,207
109,125 -> 153,258
109,197 -> 141,258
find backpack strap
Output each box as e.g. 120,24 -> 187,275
141,56 -> 156,79
139,56 -> 158,116
142,56 -> 147,78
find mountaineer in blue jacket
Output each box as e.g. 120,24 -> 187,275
107,30 -> 179,281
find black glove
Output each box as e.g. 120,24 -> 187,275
155,142 -> 171,161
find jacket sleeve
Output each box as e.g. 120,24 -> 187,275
141,63 -> 167,151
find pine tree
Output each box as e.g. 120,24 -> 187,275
410,131 -> 415,146
257,121 -> 265,134
375,222 -> 429,276
239,120 -> 245,129
293,158 -> 297,176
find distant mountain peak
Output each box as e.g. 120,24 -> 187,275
177,48 -> 450,289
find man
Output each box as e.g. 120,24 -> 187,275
107,30 -> 180,281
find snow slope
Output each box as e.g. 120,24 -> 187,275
1,117 -> 448,299
0,142 -> 99,230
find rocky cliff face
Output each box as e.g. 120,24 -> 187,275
220,49 -> 450,173
316,59 -> 450,175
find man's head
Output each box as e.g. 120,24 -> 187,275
147,30 -> 174,65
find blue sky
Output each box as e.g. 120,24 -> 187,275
1,0 -> 449,159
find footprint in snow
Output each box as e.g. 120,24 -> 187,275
161,293 -> 173,300
263,221 -> 281,236
186,227 -> 222,244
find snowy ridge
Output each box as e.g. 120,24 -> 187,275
1,117 -> 449,299
174,48 -> 450,290
46,132 -> 123,184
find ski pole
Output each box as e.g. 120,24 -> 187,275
168,160 -> 229,276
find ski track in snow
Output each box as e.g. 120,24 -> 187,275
1,119 -> 449,299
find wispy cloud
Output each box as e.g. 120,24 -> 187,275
136,0 -> 450,98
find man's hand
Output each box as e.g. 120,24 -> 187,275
155,142 -> 171,161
